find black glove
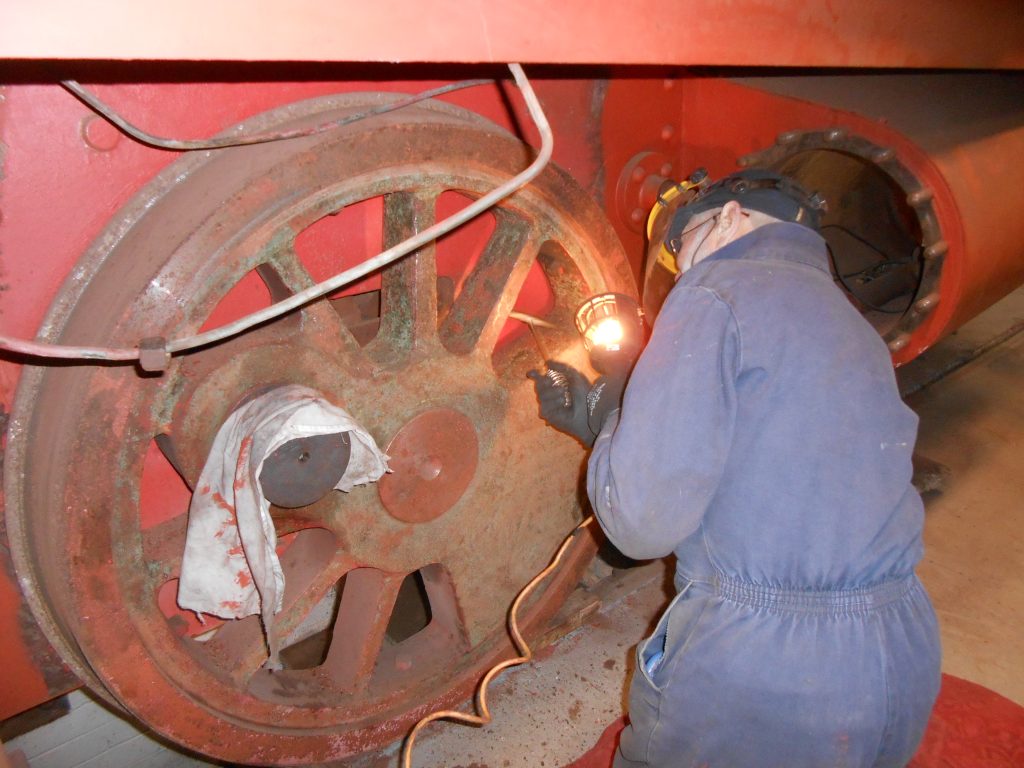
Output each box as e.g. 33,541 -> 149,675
585,372 -> 627,436
527,360 -> 594,446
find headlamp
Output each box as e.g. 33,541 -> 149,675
574,293 -> 644,373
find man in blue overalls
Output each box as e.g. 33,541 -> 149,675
529,170 -> 941,767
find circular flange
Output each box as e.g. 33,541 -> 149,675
738,129 -> 946,345
379,408 -> 478,524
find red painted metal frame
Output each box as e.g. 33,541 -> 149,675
3,0 -> 1024,69
2,67 -> 1023,731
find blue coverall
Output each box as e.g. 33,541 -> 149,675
588,222 -> 941,768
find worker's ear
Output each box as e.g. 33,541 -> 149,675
716,200 -> 745,241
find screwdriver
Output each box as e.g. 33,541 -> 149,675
511,311 -> 574,408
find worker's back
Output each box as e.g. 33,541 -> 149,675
684,221 -> 924,589
587,221 -> 941,768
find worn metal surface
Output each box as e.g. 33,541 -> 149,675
3,1 -> 1024,69
4,94 -> 632,763
0,73 -> 609,721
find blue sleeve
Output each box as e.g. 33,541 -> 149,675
586,285 -> 740,559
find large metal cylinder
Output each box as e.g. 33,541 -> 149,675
671,73 -> 1024,363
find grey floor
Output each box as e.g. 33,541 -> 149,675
5,288 -> 1023,768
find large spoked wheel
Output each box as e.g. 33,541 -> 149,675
5,95 -> 634,765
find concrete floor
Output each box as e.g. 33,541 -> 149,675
5,287 -> 1023,767
910,319 -> 1024,704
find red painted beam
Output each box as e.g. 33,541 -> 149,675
2,0 -> 1023,69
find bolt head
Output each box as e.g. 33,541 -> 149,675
81,115 -> 121,152
887,334 -> 911,352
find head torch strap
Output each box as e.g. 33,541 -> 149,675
662,170 -> 826,256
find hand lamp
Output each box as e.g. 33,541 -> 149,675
574,293 -> 644,373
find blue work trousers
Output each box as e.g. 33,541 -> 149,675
614,574 -> 941,768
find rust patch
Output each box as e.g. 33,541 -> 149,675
568,698 -> 583,721
234,436 -> 253,492
211,492 -> 237,524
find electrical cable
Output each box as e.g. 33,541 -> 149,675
401,515 -> 596,768
1,64 -> 552,365
61,78 -> 494,151
821,224 -> 919,314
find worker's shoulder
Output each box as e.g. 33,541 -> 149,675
689,253 -> 839,309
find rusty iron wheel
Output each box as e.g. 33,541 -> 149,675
5,94 -> 634,766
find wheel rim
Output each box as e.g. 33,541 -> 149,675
5,94 -> 633,765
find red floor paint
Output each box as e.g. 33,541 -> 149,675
565,674 -> 1024,767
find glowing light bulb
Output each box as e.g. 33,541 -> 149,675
589,317 -> 625,350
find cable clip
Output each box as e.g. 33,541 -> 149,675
138,337 -> 171,372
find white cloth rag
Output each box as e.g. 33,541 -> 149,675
176,385 -> 389,669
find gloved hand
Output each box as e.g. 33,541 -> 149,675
527,360 -> 594,447
585,371 -> 627,436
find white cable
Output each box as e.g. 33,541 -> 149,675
0,63 -> 552,365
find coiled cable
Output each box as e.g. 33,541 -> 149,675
401,515 -> 596,768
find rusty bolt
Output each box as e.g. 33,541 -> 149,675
630,208 -> 645,224
631,166 -> 646,182
887,334 -> 911,353
914,294 -> 940,314
907,188 -> 934,207
138,337 -> 171,373
662,79 -> 675,91
659,162 -> 673,177
660,124 -> 674,142
924,241 -> 949,260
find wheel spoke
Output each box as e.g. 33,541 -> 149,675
153,432 -> 194,491
204,529 -> 354,683
418,563 -> 470,648
319,569 -> 403,692
374,190 -> 440,355
266,244 -> 375,373
255,262 -> 296,303
440,212 -> 539,356
142,515 -> 189,582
